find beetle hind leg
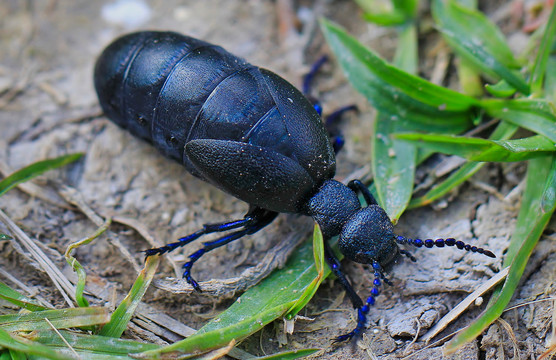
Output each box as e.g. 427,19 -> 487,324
177,207 -> 278,291
144,217 -> 254,258
301,55 -> 358,154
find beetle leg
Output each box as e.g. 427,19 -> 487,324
144,217 -> 255,257
333,260 -> 389,343
325,104 -> 357,153
347,179 -> 378,206
182,208 -> 278,292
302,54 -> 328,96
323,240 -> 370,342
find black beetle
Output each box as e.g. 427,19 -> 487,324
94,31 -> 495,341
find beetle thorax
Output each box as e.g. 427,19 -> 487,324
306,179 -> 361,238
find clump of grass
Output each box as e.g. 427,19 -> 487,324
322,0 -> 555,352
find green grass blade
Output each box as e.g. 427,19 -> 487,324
408,122 -> 518,207
453,0 -> 483,98
362,10 -> 408,26
285,225 -> 327,319
445,154 -> 556,352
541,156 -> 556,211
30,329 -> 159,358
432,0 -> 530,94
0,328 -> 74,360
392,0 -> 418,16
65,218 -> 112,308
321,18 -> 478,219
484,80 -> 517,98
0,281 -> 47,312
481,99 -> 556,142
0,153 -> 83,197
372,21 -> 418,220
530,4 -> 556,94
98,256 -> 159,337
408,161 -> 484,208
253,349 -> 320,360
372,113 -> 417,220
320,19 -> 478,124
394,133 -> 555,162
0,307 -> 110,332
392,22 -> 418,75
139,236 -> 322,357
9,350 -> 26,360
545,57 -> 556,103
358,0 -> 418,26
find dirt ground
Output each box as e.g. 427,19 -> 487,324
0,0 -> 554,359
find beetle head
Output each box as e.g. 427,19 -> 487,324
338,205 -> 400,267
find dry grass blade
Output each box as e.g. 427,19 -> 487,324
0,208 -> 75,306
539,298 -> 556,360
58,185 -> 142,273
421,266 -> 510,343
112,216 -> 181,277
495,318 -> 520,360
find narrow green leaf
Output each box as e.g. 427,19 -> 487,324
395,133 -> 555,162
541,157 -> 556,212
484,80 -> 517,98
408,122 -> 518,207
458,57 -> 484,98
285,225 -> 327,319
393,22 -> 418,76
432,0 -> 530,94
392,0 -> 418,16
544,57 -> 556,102
0,281 -> 47,312
9,350 -> 26,360
321,18 -> 477,219
452,1 -> 483,97
320,19 -> 478,132
65,218 -> 112,308
372,21 -> 418,221
0,307 -> 110,332
0,328 -> 74,360
408,161 -> 484,208
373,113 -> 417,220
98,256 -> 159,337
530,4 -> 556,94
356,0 -> 417,22
0,153 -> 83,197
31,329 -> 159,356
481,98 -> 556,142
140,237 -> 322,357
445,154 -> 556,352
253,349 -> 320,360
362,10 -> 408,27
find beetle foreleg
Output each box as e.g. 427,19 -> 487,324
333,261 -> 390,343
323,240 -> 370,343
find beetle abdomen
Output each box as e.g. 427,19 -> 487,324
94,31 -> 336,212
94,32 -> 250,160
